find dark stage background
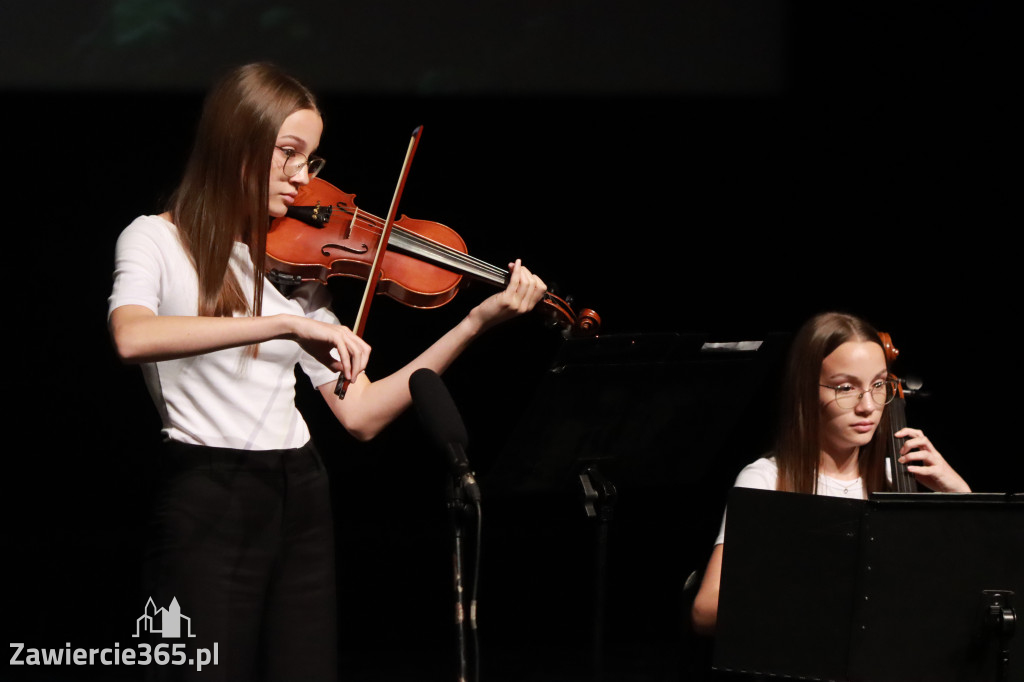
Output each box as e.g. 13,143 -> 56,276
3,2 -> 1016,681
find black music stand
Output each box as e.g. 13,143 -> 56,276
483,332 -> 787,681
484,332 -> 787,498
714,488 -> 1023,682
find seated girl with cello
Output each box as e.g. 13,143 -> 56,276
690,311 -> 971,636
108,62 -> 548,680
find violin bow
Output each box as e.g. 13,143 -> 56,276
336,125 -> 423,398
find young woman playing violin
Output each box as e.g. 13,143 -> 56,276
108,62 -> 547,680
689,311 -> 971,636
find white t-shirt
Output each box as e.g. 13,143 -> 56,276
108,215 -> 340,450
713,456 -> 866,545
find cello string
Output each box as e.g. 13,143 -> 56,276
891,427 -> 905,493
888,404 -> 905,493
888,386 -> 915,492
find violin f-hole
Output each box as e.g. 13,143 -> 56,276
320,242 -> 369,256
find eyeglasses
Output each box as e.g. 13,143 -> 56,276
819,380 -> 898,409
275,146 -> 325,178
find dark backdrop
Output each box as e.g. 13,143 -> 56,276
3,2 -> 1015,681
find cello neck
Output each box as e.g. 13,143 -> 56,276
877,331 -> 919,493
886,380 -> 919,493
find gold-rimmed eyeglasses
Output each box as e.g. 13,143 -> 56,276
276,146 -> 325,178
819,380 -> 898,409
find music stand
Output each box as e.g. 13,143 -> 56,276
483,332 -> 787,680
715,488 -> 1023,681
484,332 -> 788,499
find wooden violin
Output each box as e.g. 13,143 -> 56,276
878,331 -> 919,492
265,176 -> 601,338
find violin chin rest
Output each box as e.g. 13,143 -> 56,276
284,204 -> 331,228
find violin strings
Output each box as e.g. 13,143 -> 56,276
396,229 -> 508,281
337,207 -> 509,282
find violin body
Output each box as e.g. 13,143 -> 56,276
267,178 -> 466,309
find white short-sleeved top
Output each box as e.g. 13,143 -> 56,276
713,456 -> 866,545
108,215 -> 340,450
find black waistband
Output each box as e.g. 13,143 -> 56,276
159,439 -> 322,475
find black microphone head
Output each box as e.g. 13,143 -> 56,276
409,368 -> 468,451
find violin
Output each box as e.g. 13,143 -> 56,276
265,176 -> 601,337
878,332 -> 919,492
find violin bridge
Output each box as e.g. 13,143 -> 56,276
346,208 -> 359,240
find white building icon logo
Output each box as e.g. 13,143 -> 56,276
133,597 -> 196,638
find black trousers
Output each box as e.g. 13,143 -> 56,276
142,440 -> 337,681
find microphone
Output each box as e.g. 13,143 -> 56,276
409,368 -> 480,501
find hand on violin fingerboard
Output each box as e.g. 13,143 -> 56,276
468,259 -> 548,331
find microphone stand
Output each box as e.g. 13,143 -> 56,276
447,472 -> 480,682
579,463 -> 617,682
408,369 -> 481,682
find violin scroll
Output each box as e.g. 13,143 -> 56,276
537,290 -> 601,338
574,308 -> 602,336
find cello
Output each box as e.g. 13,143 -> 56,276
878,331 -> 919,492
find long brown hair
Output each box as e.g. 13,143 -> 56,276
169,62 -> 318,317
775,312 -> 890,494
